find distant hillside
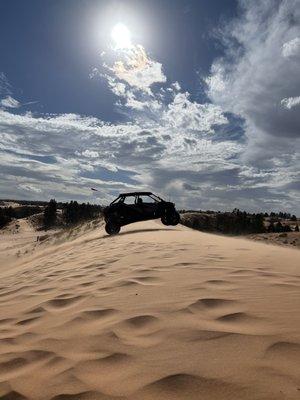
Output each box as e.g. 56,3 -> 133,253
0,200 -> 103,231
180,210 -> 265,235
180,210 -> 299,235
180,210 -> 300,248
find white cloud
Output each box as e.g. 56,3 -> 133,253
201,0 -> 300,212
163,92 -> 227,132
19,184 -> 42,193
123,91 -> 146,110
106,77 -> 127,97
81,150 -> 99,158
282,37 -> 300,57
281,96 -> 300,109
172,81 -> 181,91
0,100 -> 298,212
123,90 -> 162,112
111,45 -> 166,94
1,96 -> 20,109
205,0 -> 300,160
205,64 -> 226,94
0,99 -> 236,206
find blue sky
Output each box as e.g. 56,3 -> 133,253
0,0 -> 299,213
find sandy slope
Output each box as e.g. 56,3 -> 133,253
0,220 -> 299,400
247,231 -> 300,248
0,219 -> 37,270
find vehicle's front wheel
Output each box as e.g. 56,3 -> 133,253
105,220 -> 121,235
161,212 -> 180,226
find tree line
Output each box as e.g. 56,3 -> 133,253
43,199 -> 103,229
180,208 -> 299,235
268,212 -> 297,220
181,210 -> 265,235
0,200 -> 103,230
1,200 -> 298,233
0,205 -> 41,229
180,209 -> 297,221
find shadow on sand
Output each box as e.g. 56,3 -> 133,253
103,227 -> 179,238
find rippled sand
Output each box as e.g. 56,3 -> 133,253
0,220 -> 299,399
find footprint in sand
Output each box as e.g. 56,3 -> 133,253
271,282 -> 299,289
1,390 -> 27,400
49,390 -> 109,400
265,341 -> 300,362
204,279 -> 236,290
16,316 -> 41,326
130,276 -> 161,285
188,298 -> 237,312
82,308 -> 117,319
216,312 -> 256,324
0,357 -> 28,373
124,315 -> 159,329
172,328 -> 232,342
0,318 -> 15,325
35,287 -> 55,294
0,350 -> 54,378
44,295 -> 83,310
115,279 -> 140,288
14,332 -> 38,343
140,373 -> 244,399
229,269 -> 256,275
78,281 -> 95,287
74,352 -> 132,382
173,262 -> 199,268
95,352 -> 130,364
25,306 -> 46,315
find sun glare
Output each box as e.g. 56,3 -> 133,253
111,23 -> 132,49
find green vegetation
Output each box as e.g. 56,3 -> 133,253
43,199 -> 57,229
0,205 -> 41,228
0,200 -> 103,230
181,209 -> 265,235
180,208 -> 299,235
0,207 -> 13,229
62,201 -> 102,225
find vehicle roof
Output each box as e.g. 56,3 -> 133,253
119,191 -> 153,196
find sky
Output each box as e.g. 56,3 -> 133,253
0,0 -> 299,213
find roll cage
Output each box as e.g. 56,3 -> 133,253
110,192 -> 164,206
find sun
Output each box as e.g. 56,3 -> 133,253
111,23 -> 132,49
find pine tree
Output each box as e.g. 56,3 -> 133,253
268,222 -> 275,232
43,199 -> 57,229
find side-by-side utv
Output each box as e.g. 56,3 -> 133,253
103,192 -> 180,235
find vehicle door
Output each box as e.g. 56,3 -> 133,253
136,195 -> 158,220
122,195 -> 144,223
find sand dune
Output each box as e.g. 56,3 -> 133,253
0,220 -> 300,399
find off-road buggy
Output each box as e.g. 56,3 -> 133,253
103,192 -> 180,235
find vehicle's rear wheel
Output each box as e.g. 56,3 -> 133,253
161,212 -> 180,226
105,220 -> 121,235
161,215 -> 169,226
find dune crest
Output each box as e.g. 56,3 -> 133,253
0,220 -> 300,399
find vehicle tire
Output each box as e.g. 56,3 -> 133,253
169,211 -> 180,226
105,220 -> 121,235
161,212 -> 180,226
161,215 -> 170,226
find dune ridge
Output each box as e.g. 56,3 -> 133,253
0,220 -> 299,399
